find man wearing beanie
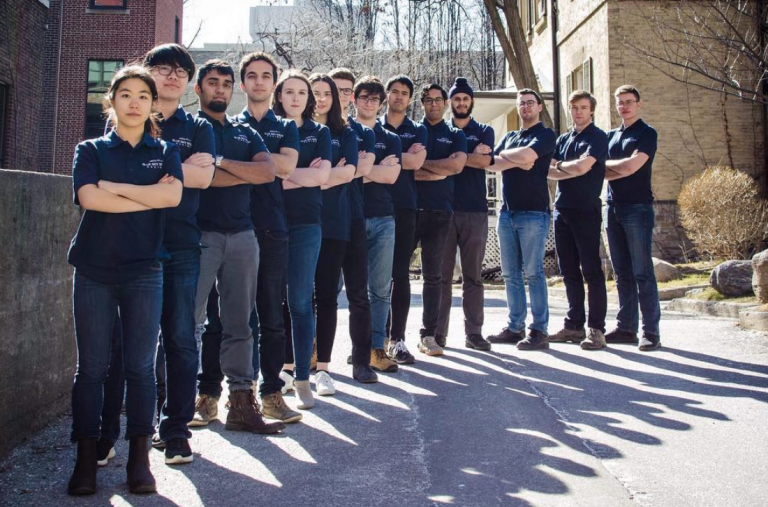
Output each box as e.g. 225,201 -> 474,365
435,78 -> 494,352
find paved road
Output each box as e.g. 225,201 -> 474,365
1,284 -> 767,506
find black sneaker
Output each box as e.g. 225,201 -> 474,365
435,334 -> 447,348
638,333 -> 661,351
151,432 -> 165,450
605,328 -> 638,344
465,334 -> 492,351
387,340 -> 416,364
164,438 -> 193,465
487,328 -> 526,344
352,364 -> 379,383
517,330 -> 550,351
96,438 -> 115,467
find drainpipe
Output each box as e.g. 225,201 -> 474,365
551,0 -> 560,133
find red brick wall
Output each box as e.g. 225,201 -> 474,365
155,0 -> 184,45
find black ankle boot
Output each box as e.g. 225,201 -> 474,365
67,438 -> 98,495
126,436 -> 156,494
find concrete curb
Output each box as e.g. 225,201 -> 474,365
548,284 -> 709,305
666,298 -> 759,319
739,308 -> 768,331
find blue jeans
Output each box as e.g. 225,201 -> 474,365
497,210 -> 550,335
286,224 -> 322,381
605,203 -> 661,336
366,216 -> 395,349
71,268 -> 162,442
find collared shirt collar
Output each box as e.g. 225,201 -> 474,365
379,113 -> 414,130
520,121 -> 545,136
239,107 -> 279,124
299,118 -> 319,131
452,117 -> 478,131
168,105 -> 187,121
619,118 -> 647,133
198,109 -> 233,128
571,121 -> 597,137
421,117 -> 447,130
105,129 -> 159,149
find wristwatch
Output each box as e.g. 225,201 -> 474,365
214,155 -> 224,168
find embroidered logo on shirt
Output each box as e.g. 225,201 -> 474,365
233,134 -> 251,144
331,139 -> 341,147
375,142 -> 387,150
302,136 -> 318,144
263,130 -> 284,139
400,132 -> 416,139
142,159 -> 164,171
437,137 -> 453,145
172,137 -> 193,149
467,135 -> 480,142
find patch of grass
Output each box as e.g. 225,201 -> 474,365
657,272 -> 710,290
687,287 -> 758,304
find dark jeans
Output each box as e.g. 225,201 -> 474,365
605,203 -> 661,336
554,207 -> 607,333
389,208 -> 417,341
414,210 -> 452,337
315,238 -> 347,363
437,212 -> 488,337
250,229 -> 289,396
100,320 -> 124,444
71,268 -> 162,442
341,220 -> 373,365
198,286 -> 224,398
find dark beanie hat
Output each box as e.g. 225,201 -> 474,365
449,77 -> 473,98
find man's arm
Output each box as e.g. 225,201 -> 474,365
421,152 -> 468,176
286,158 -> 332,187
209,168 -> 249,187
466,143 -> 493,169
414,168 -> 446,181
402,143 -> 427,170
605,150 -> 649,179
322,161 -> 356,188
181,153 -> 215,189
364,154 -> 401,184
218,151 -> 276,185
548,155 -> 597,180
355,151 -> 375,178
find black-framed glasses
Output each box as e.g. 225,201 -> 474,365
517,100 -> 538,108
422,97 -> 445,106
358,95 -> 381,105
153,65 -> 190,79
338,87 -> 354,96
616,100 -> 638,107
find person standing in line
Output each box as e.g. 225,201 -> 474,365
604,85 -> 662,351
548,90 -> 609,350
189,60 -> 284,435
380,74 -> 427,365
67,65 -> 183,495
411,83 -> 468,356
486,89 -> 556,351
328,68 -> 379,384
435,78 -> 494,352
273,70 -> 332,409
236,52 -> 303,424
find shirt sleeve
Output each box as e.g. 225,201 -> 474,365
193,118 -> 216,158
163,142 -> 184,182
554,133 -> 567,161
529,128 -> 556,158
388,130 -> 403,165
362,126 -> 376,154
586,129 -> 608,161
281,120 -> 301,152
482,126 -> 496,166
493,132 -> 510,156
248,126 -> 269,159
72,142 -> 99,205
342,127 -> 359,168
451,129 -> 468,155
635,126 -> 658,157
317,125 -> 333,162
415,124 -> 428,146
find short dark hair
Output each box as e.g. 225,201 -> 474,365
614,84 -> 641,102
385,74 -> 414,97
272,70 -> 316,121
329,68 -> 357,84
568,90 -> 597,112
142,43 -> 195,79
239,52 -> 280,84
517,88 -> 542,104
353,76 -> 385,102
420,83 -> 447,103
196,59 -> 235,88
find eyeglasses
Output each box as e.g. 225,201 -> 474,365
153,65 -> 190,79
338,88 -> 354,96
357,95 -> 381,105
517,100 -> 538,108
422,97 -> 445,106
616,100 -> 638,107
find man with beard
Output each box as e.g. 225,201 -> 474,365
435,78 -> 494,352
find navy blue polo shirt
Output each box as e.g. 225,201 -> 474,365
554,123 -> 608,211
364,122 -> 402,218
416,118 -> 467,212
197,111 -> 268,233
321,126 -> 359,241
607,119 -> 657,205
347,117 -> 376,223
284,119 -> 332,226
68,130 -> 183,284
493,121 -> 556,212
160,106 -> 216,252
452,118 -> 495,213
380,114 -> 428,211
236,108 -> 300,233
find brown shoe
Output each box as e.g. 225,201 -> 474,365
370,348 -> 398,372
188,394 -> 218,427
261,391 -> 303,424
126,436 -> 156,494
67,438 -> 98,496
225,390 -> 285,434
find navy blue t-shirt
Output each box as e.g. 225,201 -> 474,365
236,108 -> 300,233
364,122 -> 402,218
160,107 -> 216,252
68,131 -> 183,284
380,114 -> 428,211
606,119 -> 657,205
493,122 -> 556,212
416,118 -> 467,212
197,111 -> 268,233
554,123 -> 608,211
452,118 -> 495,213
348,117 -> 376,222
321,126 -> 359,241
284,119 -> 332,226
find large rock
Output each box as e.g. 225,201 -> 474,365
710,260 -> 754,297
653,257 -> 682,282
752,250 -> 768,303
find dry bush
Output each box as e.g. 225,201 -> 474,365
678,166 -> 768,260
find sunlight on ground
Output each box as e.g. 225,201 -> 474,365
266,436 -> 317,464
376,374 -> 439,395
403,366 -> 469,386
330,380 -> 412,410
203,432 -> 282,487
314,395 -> 383,422
298,411 -> 358,446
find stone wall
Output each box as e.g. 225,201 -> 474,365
0,170 -> 80,457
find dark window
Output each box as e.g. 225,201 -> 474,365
0,84 -> 7,167
85,60 -> 122,139
89,0 -> 127,9
175,16 -> 180,43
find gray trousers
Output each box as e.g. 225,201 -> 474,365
194,230 -> 259,392
436,212 -> 488,337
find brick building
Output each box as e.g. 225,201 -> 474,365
0,0 -> 183,174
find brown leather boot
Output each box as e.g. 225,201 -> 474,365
67,438 -> 98,495
126,436 -> 156,494
225,389 -> 286,434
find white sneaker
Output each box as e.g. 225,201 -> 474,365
280,370 -> 295,394
315,370 -> 336,396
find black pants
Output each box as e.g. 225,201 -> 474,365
340,220 -> 373,365
415,210 -> 452,337
198,286 -> 224,398
554,207 -> 607,332
389,208 -> 418,341
315,238 -> 347,364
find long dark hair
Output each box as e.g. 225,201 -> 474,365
309,73 -> 346,135
104,65 -> 162,138
272,70 -> 316,121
